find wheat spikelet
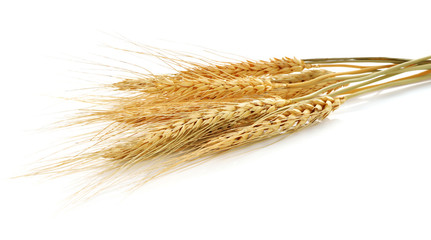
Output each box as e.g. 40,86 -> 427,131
267,69 -> 331,83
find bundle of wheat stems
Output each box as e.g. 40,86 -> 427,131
28,47 -> 431,199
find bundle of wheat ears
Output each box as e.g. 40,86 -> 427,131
27,46 -> 431,199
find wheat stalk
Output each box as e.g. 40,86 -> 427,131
24,47 -> 431,201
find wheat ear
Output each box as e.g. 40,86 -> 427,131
113,57 -> 312,90
120,69 -> 336,101
129,96 -> 343,182
81,97 -> 294,165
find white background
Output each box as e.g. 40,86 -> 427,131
1,0 -> 431,239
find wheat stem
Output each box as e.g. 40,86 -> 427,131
292,55 -> 431,102
286,64 -> 392,88
345,70 -> 431,99
303,57 -> 431,65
